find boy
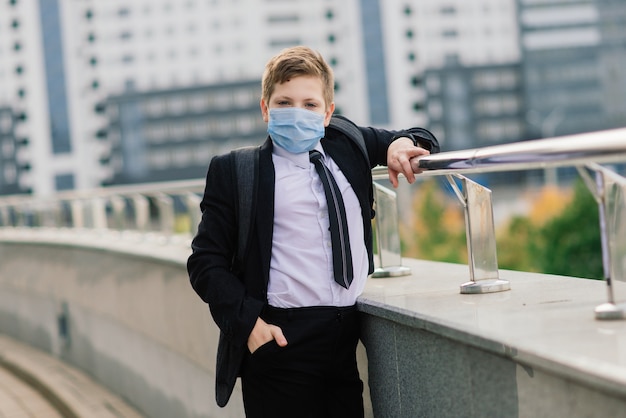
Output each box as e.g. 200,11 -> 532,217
188,46 -> 439,417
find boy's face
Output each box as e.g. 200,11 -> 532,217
261,75 -> 335,126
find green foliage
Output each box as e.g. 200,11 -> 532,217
531,180 -> 603,279
497,215 -> 540,273
404,178 -> 603,280
402,179 -> 467,264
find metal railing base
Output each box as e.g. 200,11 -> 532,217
595,302 -> 626,320
371,266 -> 412,278
460,279 -> 511,294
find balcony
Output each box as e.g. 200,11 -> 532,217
0,128 -> 625,417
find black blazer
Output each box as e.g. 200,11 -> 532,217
188,118 -> 438,407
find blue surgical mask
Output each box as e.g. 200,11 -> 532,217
267,107 -> 326,153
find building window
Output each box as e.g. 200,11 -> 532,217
410,75 -> 422,87
426,74 -> 441,93
85,9 -> 93,20
428,100 -> 443,119
2,140 -> 15,156
405,29 -> 414,39
440,6 -> 456,15
144,98 -> 166,116
11,19 -> 20,29
0,114 -> 12,133
325,9 -> 334,20
4,164 -> 17,184
267,15 -> 299,23
55,173 -> 75,191
403,5 -> 412,16
87,32 -> 96,42
328,33 -> 336,43
168,97 -> 186,114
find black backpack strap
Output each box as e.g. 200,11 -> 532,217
329,116 -> 370,167
230,146 -> 260,264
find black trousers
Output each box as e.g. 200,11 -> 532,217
241,305 -> 364,418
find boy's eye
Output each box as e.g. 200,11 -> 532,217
277,100 -> 290,106
305,103 -> 318,108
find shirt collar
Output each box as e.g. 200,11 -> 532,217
272,141 -> 325,169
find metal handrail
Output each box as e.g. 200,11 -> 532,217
1,127 -> 625,317
418,127 -> 626,174
403,127 -> 626,316
371,127 -> 626,179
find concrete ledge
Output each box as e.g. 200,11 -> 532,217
359,258 -> 626,417
0,333 -> 143,418
2,228 -> 626,417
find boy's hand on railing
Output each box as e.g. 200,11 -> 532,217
387,137 -> 431,187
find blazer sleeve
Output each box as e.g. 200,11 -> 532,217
357,123 -> 441,168
187,153 -> 263,347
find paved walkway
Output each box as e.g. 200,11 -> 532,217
0,363 -> 63,418
0,334 -> 143,418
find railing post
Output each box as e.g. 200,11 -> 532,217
70,200 -> 85,229
132,195 -> 150,231
578,164 -> 626,320
370,182 -> 411,278
109,196 -> 126,230
155,194 -> 174,235
89,197 -> 108,229
0,205 -> 7,226
185,192 -> 202,235
446,174 -> 510,294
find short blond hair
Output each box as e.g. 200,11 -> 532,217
261,46 -> 334,108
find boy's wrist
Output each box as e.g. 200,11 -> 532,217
391,133 -> 419,147
391,133 -> 431,151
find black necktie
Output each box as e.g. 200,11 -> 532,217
309,150 -> 353,289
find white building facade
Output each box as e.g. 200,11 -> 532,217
0,0 -> 520,196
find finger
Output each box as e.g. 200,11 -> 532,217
410,157 -> 424,174
270,326 -> 288,347
401,159 -> 416,184
388,168 -> 400,188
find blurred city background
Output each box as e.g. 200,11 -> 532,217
1,0 -> 625,277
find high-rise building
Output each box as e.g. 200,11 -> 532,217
0,0 -> 372,195
0,106 -> 21,194
104,80 -> 266,185
378,0 -> 520,144
6,0 -> 620,196
518,0 -> 626,139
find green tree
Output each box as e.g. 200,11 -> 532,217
497,215 -> 539,273
402,179 -> 466,263
531,180 -> 603,279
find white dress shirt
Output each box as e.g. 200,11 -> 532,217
267,143 -> 369,308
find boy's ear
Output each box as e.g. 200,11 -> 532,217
260,99 -> 269,122
323,102 -> 335,126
